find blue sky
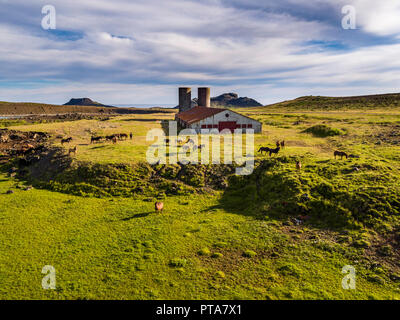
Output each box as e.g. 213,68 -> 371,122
1,0 -> 400,105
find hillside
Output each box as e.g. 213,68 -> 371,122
264,93 -> 400,110
0,101 -> 115,115
0,101 -> 176,116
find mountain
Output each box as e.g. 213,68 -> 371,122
64,98 -> 114,107
264,93 -> 400,110
211,93 -> 262,107
175,92 -> 263,108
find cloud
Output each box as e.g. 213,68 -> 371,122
0,0 -> 399,104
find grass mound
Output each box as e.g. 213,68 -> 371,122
224,157 -> 400,231
303,125 -> 343,137
12,147 -> 236,197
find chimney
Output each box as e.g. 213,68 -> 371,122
179,87 -> 192,113
198,87 -> 210,108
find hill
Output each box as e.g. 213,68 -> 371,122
64,98 -> 114,107
211,93 -> 263,107
264,93 -> 400,110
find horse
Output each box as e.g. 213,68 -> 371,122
91,136 -> 103,144
334,151 -> 348,160
112,136 -> 117,144
61,137 -> 72,145
268,146 -> 280,157
296,160 -> 302,171
119,133 -> 128,140
68,146 -> 77,155
258,147 -> 271,155
155,202 -> 164,213
280,141 -> 285,149
105,135 -> 116,142
129,133 -> 133,140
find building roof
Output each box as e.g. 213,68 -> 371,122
176,106 -> 226,124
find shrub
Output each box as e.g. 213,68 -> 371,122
243,250 -> 257,258
169,258 -> 187,268
198,248 -> 211,256
211,253 -> 223,258
303,125 -> 343,137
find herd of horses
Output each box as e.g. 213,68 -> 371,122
258,140 -> 349,170
60,132 -> 134,156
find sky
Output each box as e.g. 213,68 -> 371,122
1,0 -> 400,105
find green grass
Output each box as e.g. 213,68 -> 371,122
1,107 -> 400,299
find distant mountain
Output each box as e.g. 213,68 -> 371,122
212,93 -> 262,107
175,92 -> 263,109
64,98 -> 114,107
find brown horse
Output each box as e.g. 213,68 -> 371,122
334,151 -> 348,159
296,160 -> 302,171
68,146 -> 77,155
91,136 -> 103,144
61,137 -> 72,145
258,147 -> 271,155
268,146 -> 280,157
155,202 -> 164,213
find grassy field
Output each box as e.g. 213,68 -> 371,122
1,106 -> 400,299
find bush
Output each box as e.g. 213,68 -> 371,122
303,125 -> 343,137
169,258 -> 187,268
198,248 -> 211,256
243,250 -> 257,258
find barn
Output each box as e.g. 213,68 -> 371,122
175,87 -> 262,133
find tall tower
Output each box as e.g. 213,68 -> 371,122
198,87 -> 210,108
179,87 -> 192,113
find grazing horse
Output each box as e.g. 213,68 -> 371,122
268,146 -> 280,157
334,151 -> 348,160
105,135 -> 116,142
119,133 -> 128,140
61,137 -> 72,145
258,147 -> 271,155
296,160 -> 302,171
280,141 -> 285,149
112,136 -> 117,144
91,136 -> 103,144
155,201 -> 164,213
68,146 -> 77,155
276,141 -> 281,148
